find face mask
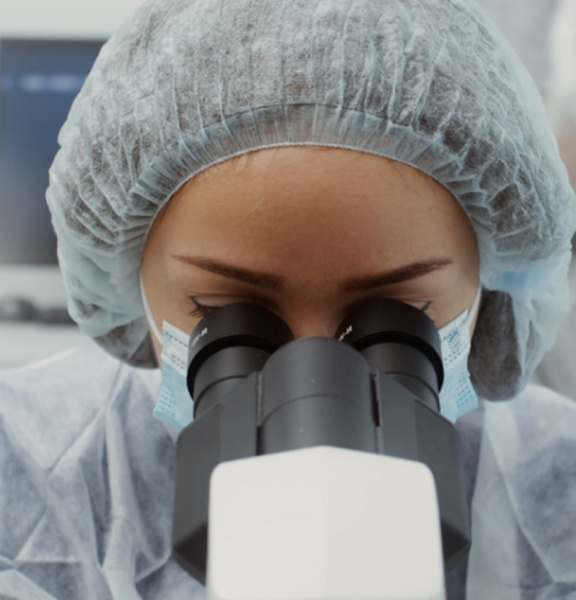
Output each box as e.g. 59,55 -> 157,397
141,281 -> 195,434
141,280 -> 481,432
437,288 -> 482,423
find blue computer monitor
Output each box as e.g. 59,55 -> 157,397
0,38 -> 104,265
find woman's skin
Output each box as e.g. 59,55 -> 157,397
141,147 -> 480,361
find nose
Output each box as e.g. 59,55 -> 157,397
286,314 -> 337,340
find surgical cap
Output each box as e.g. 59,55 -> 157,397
475,0 -> 560,94
47,0 -> 576,400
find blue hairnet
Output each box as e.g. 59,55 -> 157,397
46,0 -> 576,399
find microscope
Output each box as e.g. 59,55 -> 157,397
171,300 -> 470,600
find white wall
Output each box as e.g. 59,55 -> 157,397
0,0 -> 146,38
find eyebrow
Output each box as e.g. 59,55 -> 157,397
341,258 -> 454,291
172,255 -> 454,292
172,255 -> 282,289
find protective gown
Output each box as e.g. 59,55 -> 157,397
2,342 -> 576,600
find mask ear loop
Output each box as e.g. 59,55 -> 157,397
466,285 -> 483,336
140,274 -> 163,344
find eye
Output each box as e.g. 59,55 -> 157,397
417,301 -> 432,313
188,297 -> 219,319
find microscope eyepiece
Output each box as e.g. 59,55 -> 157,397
187,303 -> 294,417
336,299 -> 444,410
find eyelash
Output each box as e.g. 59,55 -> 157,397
189,298 -> 217,319
419,301 -> 432,313
189,297 -> 432,319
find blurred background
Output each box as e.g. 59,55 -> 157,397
0,0 -> 144,368
0,0 -> 575,400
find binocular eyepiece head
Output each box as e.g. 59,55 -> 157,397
187,299 -> 444,416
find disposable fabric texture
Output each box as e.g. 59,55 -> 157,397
3,347 -> 576,598
46,0 -> 576,399
532,257 -> 576,400
464,386 -> 576,599
0,345 -> 204,600
475,0 -> 561,93
548,0 -> 576,129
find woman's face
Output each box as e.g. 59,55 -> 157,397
141,147 -> 480,360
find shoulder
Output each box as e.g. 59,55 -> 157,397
482,383 -> 576,448
464,385 -> 576,594
476,384 -> 576,517
0,339 -> 157,401
0,342 -> 161,468
457,383 -> 576,450
469,384 -> 576,514
480,383 -> 576,512
0,344 -> 202,598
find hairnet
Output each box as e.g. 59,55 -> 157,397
474,0 -> 561,94
548,0 -> 576,129
46,0 -> 576,399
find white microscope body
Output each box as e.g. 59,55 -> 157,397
207,446 -> 445,600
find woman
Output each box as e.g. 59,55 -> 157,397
1,0 -> 575,598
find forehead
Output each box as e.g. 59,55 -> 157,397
171,147 -> 456,215
149,147 -> 477,282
